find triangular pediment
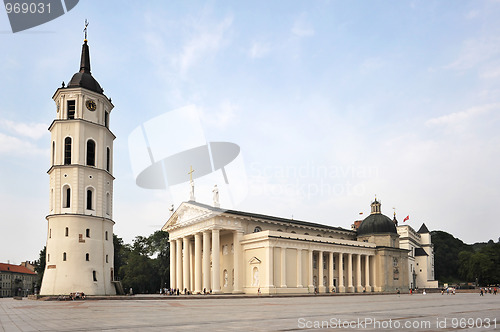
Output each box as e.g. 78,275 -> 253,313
249,257 -> 261,264
162,201 -> 215,231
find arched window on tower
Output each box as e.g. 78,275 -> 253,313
253,226 -> 262,233
86,189 -> 93,210
106,193 -> 110,216
86,253 -> 89,261
65,227 -> 69,237
104,111 -> 109,128
64,137 -> 72,165
63,185 -> 71,208
63,252 -> 67,261
86,140 -> 96,166
106,147 -> 110,172
52,141 -> 55,165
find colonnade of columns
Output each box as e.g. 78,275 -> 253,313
169,229 -> 243,294
269,247 -> 375,293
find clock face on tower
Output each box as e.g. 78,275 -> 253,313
86,99 -> 97,111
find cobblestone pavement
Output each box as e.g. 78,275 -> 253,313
1,293 -> 499,331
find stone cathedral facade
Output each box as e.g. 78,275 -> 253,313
40,36 -> 116,295
163,199 -> 437,294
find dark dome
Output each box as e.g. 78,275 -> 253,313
357,213 -> 397,236
67,72 -> 103,94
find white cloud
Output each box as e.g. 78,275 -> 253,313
249,41 -> 271,59
201,100 -> 239,129
291,14 -> 315,37
466,9 -> 480,19
0,132 -> 46,155
0,119 -> 48,140
425,103 -> 499,126
176,15 -> 233,74
445,38 -> 500,71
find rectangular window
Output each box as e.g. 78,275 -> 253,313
106,254 -> 108,263
65,227 -> 69,237
67,100 -> 75,119
93,271 -> 97,281
104,111 -> 109,128
86,228 -> 90,238
106,147 -> 110,172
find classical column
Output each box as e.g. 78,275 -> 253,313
176,238 -> 182,291
356,254 -> 363,292
183,237 -> 190,293
318,251 -> 325,293
281,247 -> 287,288
365,255 -> 372,292
338,253 -> 345,293
170,240 -> 176,289
190,241 -> 194,291
267,246 -> 274,290
202,231 -> 210,292
194,233 -> 202,294
212,229 -> 221,293
307,250 -> 314,291
233,231 -> 243,293
347,253 -> 353,292
328,252 -> 334,292
371,254 -> 377,292
296,249 -> 303,288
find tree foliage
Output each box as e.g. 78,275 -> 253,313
431,230 -> 473,283
114,231 -> 170,293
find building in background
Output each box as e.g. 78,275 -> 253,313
0,263 -> 36,297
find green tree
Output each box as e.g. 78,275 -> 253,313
431,230 -> 473,283
33,246 -> 46,291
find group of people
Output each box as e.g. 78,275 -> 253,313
479,287 -> 497,296
158,288 -> 213,295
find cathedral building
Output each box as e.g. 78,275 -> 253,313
40,33 -> 116,295
162,197 -> 438,294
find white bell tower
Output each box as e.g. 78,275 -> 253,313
40,27 -> 116,295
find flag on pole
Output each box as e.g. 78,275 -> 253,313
403,215 -> 409,222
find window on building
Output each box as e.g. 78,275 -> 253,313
106,193 -> 110,215
104,111 -> 109,128
65,227 -> 69,237
93,271 -> 97,281
106,147 -> 110,172
63,252 -> 67,261
105,231 -> 108,241
86,253 -> 89,261
304,233 -> 309,235
67,100 -> 75,119
63,186 -> 71,208
86,189 -> 93,210
253,226 -> 262,233
86,228 -> 90,238
277,229 -> 283,232
106,255 -> 108,263
52,141 -> 55,165
47,254 -> 50,262
86,140 -> 96,166
49,228 -> 51,238
64,137 -> 72,165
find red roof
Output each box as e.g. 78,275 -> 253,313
0,263 -> 36,275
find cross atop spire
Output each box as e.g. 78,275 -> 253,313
83,19 -> 89,42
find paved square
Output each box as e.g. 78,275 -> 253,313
1,293 -> 499,331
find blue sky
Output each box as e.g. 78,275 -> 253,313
1,1 -> 500,264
